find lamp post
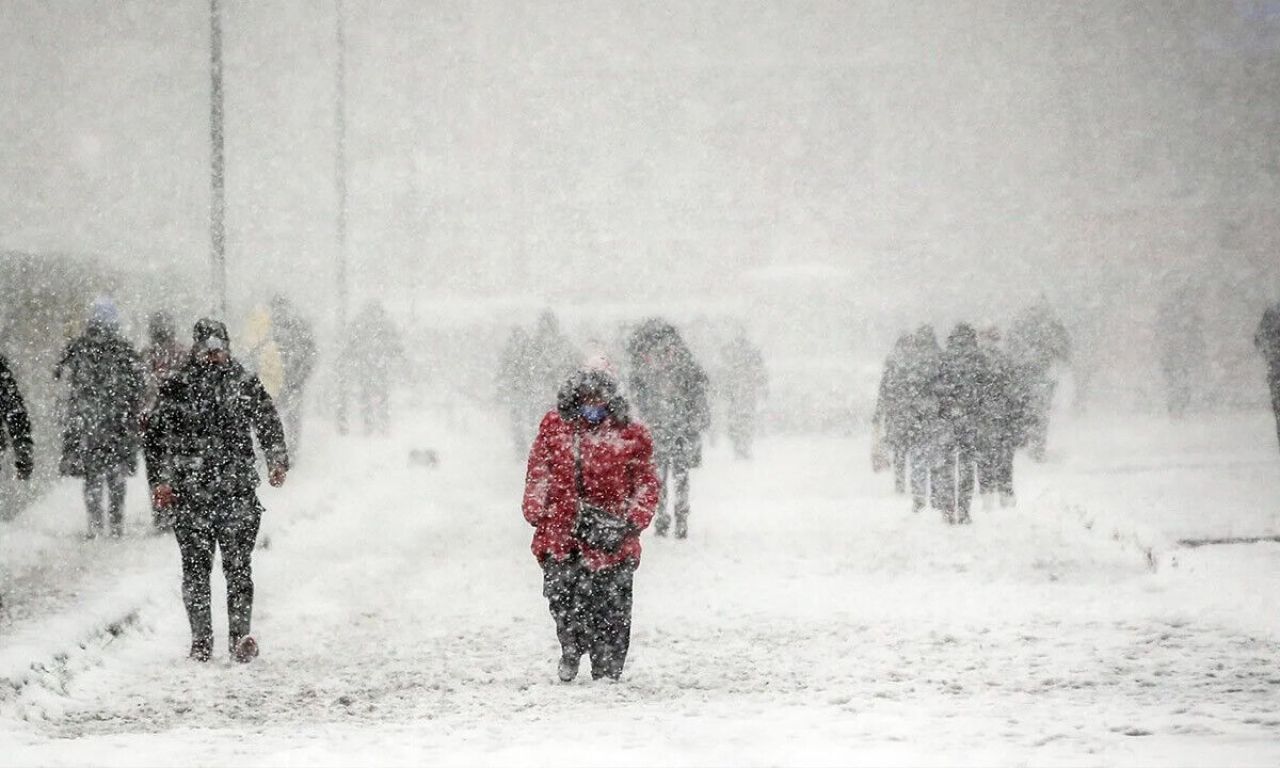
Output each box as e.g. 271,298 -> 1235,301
210,0 -> 227,318
335,0 -> 350,433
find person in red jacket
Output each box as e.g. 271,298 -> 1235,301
523,367 -> 659,682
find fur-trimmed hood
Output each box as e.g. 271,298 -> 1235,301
556,368 -> 631,425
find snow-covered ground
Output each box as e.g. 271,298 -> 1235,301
2,405 -> 1279,766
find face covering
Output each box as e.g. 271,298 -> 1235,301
580,403 -> 608,424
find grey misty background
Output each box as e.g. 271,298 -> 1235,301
1,0 -> 1278,418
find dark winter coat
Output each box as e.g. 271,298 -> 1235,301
147,355 -> 288,501
55,323 -> 144,477
523,388 -> 659,572
898,330 -> 947,455
626,321 -> 710,466
0,354 -> 33,477
874,336 -> 912,447
1257,302 -> 1280,379
977,344 -> 1027,448
937,326 -> 986,452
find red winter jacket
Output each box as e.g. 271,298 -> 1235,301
523,410 -> 659,571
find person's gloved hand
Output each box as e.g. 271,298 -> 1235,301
268,464 -> 287,488
153,484 -> 176,510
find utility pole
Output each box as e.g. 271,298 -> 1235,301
210,0 -> 227,317
335,0 -> 350,433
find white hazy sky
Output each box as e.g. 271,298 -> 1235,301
0,1 -> 1277,325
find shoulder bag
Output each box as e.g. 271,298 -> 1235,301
571,430 -> 630,552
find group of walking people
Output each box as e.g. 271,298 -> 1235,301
872,300 -> 1071,525
2,296 -> 305,664
7,292 -> 1280,684
868,296 -> 1279,530
873,323 -> 1019,524
50,296 -> 312,540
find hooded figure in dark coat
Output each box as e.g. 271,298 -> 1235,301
936,324 -> 987,525
873,333 -> 913,494
901,325 -> 947,515
55,297 -> 144,538
975,326 -> 1027,508
625,319 -> 710,539
1008,298 -> 1071,462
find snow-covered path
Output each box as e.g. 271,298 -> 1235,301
3,408 -> 1280,766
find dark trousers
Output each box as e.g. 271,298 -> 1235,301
174,495 -> 262,654
84,467 -> 126,537
654,457 -> 691,537
542,556 -> 635,680
936,446 -> 977,523
892,445 -> 907,494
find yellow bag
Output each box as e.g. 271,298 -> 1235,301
241,306 -> 284,398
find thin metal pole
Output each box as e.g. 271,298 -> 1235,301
336,0 -> 348,319
335,0 -> 350,432
210,0 -> 227,318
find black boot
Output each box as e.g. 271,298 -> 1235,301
232,635 -> 259,663
189,636 -> 213,662
589,650 -> 622,681
558,651 -> 580,682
